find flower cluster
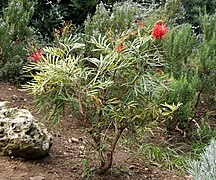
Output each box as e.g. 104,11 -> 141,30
29,49 -> 43,62
114,45 -> 126,52
152,24 -> 168,39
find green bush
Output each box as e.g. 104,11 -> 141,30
179,0 -> 216,33
162,12 -> 216,132
0,59 -> 28,83
30,0 -> 64,40
30,0 -> 126,40
84,1 -> 155,37
0,0 -> 8,14
161,24 -> 197,130
165,75 -> 200,130
0,0 -> 35,83
163,24 -> 196,77
194,13 -> 216,96
24,1 -> 178,174
25,34 -> 174,174
160,0 -> 216,33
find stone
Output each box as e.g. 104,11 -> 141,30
0,101 -> 9,110
30,175 -> 45,180
0,102 -> 52,159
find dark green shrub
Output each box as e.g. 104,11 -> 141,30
84,1 -> 148,36
195,13 -> 216,93
0,61 -> 27,83
160,0 -> 216,33
59,0 -> 98,25
163,24 -> 196,78
30,0 -> 64,40
30,0 -> 125,40
0,0 -> 35,83
165,75 -> 200,130
0,0 -> 8,14
180,0 -> 216,32
162,13 -> 216,132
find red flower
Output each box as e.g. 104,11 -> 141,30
152,24 -> 168,39
114,45 -> 126,52
29,49 -> 43,62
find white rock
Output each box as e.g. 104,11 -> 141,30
0,102 -> 52,159
30,175 -> 45,180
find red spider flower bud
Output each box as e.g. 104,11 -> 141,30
114,45 -> 126,52
29,49 -> 43,62
152,24 -> 168,39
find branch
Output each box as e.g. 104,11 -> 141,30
77,75 -> 88,124
99,126 -> 126,175
192,86 -> 204,120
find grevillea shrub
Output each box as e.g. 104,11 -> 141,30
24,17 -> 180,174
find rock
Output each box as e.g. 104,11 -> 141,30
30,175 -> 45,180
11,95 -> 19,100
0,102 -> 52,159
0,101 -> 9,110
70,137 -> 79,143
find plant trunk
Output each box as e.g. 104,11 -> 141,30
98,126 -> 125,175
192,87 -> 203,120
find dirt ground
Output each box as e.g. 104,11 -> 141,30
0,81 -> 192,180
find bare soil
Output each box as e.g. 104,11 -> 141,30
0,81 -> 191,180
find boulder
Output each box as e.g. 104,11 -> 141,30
0,101 -> 52,159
